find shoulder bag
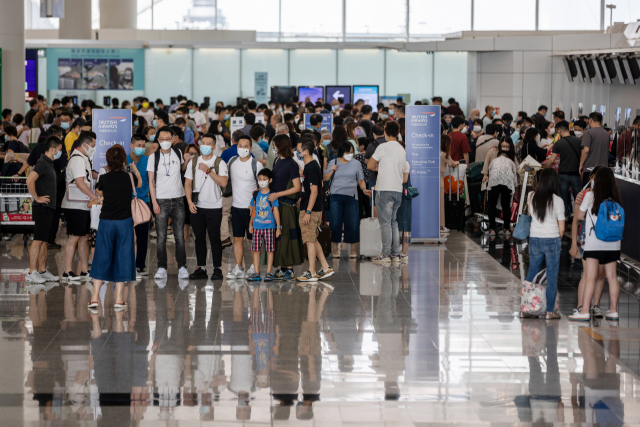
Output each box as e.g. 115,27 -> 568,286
324,160 -> 338,211
512,192 -> 533,240
66,154 -> 93,202
130,173 -> 151,226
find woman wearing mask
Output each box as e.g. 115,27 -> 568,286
181,144 -> 201,247
539,121 -> 555,148
327,126 -> 348,163
521,127 -> 548,164
440,135 -> 459,234
569,168 -> 622,322
482,138 -> 518,237
208,120 -> 227,156
345,121 -> 362,154
133,115 -> 147,136
121,100 -> 131,110
143,126 -> 157,156
522,168 -> 565,320
323,141 -> 371,258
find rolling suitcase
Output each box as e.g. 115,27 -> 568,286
360,188 -> 383,258
445,165 -> 466,231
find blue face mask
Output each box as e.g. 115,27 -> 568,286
189,109 -> 195,114
4,135 -> 9,142
134,103 -> 140,109
149,134 -> 155,142
224,114 -> 230,120
134,120 -> 139,126
53,149 -> 62,160
60,122 -> 70,130
200,145 -> 213,155
133,147 -> 145,156
152,120 -> 157,128
322,139 -> 331,147
389,109 -> 394,116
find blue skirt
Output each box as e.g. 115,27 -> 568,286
91,217 -> 136,282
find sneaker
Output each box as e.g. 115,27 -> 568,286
297,271 -> 319,282
273,269 -> 286,281
247,264 -> 256,276
372,254 -> 392,264
62,272 -> 82,282
26,271 -> 46,284
47,242 -> 62,250
264,272 -> 274,282
227,265 -> 240,279
605,311 -> 619,320
440,226 -> 450,234
247,273 -> 262,282
318,282 -> 335,292
234,266 -> 246,279
568,312 -> 591,321
189,267 -> 208,280
317,268 -> 335,280
178,267 -> 190,279
137,268 -> 149,276
591,305 -> 604,318
573,306 -> 583,315
392,254 -> 409,264
155,278 -> 168,288
283,269 -> 296,280
178,278 -> 190,290
79,272 -> 92,281
154,268 -> 168,280
210,268 -> 223,281
40,270 -> 59,282
221,238 -> 232,249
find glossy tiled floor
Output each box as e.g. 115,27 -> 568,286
1,228 -> 639,425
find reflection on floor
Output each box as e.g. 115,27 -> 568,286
0,229 -> 638,425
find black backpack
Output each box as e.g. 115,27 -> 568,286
153,146 -> 184,185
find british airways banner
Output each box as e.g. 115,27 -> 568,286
92,109 -> 132,172
406,105 -> 441,241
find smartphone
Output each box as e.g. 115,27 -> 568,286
204,96 -> 210,104
72,96 -> 78,105
104,96 -> 111,107
170,96 -> 177,105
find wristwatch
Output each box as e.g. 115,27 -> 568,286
277,225 -> 283,229
306,210 -> 311,214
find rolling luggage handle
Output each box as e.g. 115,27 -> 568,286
517,166 -> 534,218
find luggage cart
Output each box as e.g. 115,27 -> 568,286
0,177 -> 34,246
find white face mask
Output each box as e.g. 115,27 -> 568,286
160,141 -> 172,150
462,126 -> 468,133
294,117 -> 300,123
473,125 -> 482,132
84,143 -> 96,158
343,153 -> 354,161
548,128 -> 555,135
238,147 -> 250,158
574,131 -> 583,138
258,180 -> 269,188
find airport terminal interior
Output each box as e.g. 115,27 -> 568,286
1,0 -> 640,425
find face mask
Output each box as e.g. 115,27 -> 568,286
380,114 -> 389,119
149,134 -> 156,141
176,114 -> 183,118
133,147 -> 145,156
200,145 -> 213,155
53,150 -> 62,160
294,117 -> 300,124
238,147 -> 250,158
536,135 -> 541,143
296,151 -> 303,160
134,103 -> 140,109
4,135 -> 9,142
134,120 -> 139,126
473,125 -> 482,132
258,180 -> 269,188
389,109 -> 394,116
218,126 -> 222,133
84,143 -> 96,158
160,141 -> 172,150
344,153 -> 354,161
491,111 -> 496,117
74,115 -> 79,119
548,128 -> 555,135
332,105 -> 339,111
189,109 -> 195,114
322,139 -> 331,147
504,121 -> 511,127
58,121 -> 70,130
462,126 -> 468,133
574,131 -> 583,138
153,120 -> 157,128
224,114 -> 230,120
142,102 -> 149,109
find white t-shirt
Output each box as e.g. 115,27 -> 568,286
529,193 -> 565,238
184,156 -> 228,209
62,152 -> 93,211
136,109 -> 154,125
229,157 -> 263,209
147,149 -> 185,200
213,134 -> 226,157
580,191 -> 621,251
372,140 -> 409,193
17,125 -> 30,146
191,111 -> 207,130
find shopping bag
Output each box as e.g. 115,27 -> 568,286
520,269 -> 547,318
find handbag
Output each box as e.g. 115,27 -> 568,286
129,173 -> 151,226
324,160 -> 338,211
512,192 -> 532,240
403,177 -> 419,200
66,183 -> 92,202
317,222 -> 331,257
520,268 -> 547,318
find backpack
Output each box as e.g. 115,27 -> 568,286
223,156 -> 258,197
590,198 -> 625,242
153,146 -> 184,187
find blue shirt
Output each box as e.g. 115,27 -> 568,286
127,153 -> 150,203
221,145 -> 254,164
257,140 -> 269,153
184,127 -> 195,145
250,191 -> 279,229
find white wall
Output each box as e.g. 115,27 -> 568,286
434,52 -> 469,114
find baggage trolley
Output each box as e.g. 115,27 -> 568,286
0,177 -> 35,246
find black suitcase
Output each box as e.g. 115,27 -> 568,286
444,165 -> 467,231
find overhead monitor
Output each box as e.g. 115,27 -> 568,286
298,86 -> 324,103
353,85 -> 379,106
271,86 -> 296,104
325,85 -> 351,105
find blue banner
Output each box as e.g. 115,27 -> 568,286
406,105 -> 441,241
93,109 -> 132,172
304,113 -> 333,133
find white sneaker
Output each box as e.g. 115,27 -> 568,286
178,267 -> 190,279
227,264 -> 239,279
233,265 -> 245,279
247,264 -> 256,276
154,268 -> 168,280
26,271 -> 46,284
26,284 -> 46,294
178,278 -> 190,290
40,270 -> 59,282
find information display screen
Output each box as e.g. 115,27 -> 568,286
271,86 -> 296,103
325,86 -> 351,105
353,85 -> 379,106
298,86 -> 324,103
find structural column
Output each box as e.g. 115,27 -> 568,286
101,0 -> 137,29
58,0 -> 93,39
0,0 -> 25,113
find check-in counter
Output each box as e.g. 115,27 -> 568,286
614,173 -> 640,262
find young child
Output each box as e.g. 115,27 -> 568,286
247,169 -> 281,282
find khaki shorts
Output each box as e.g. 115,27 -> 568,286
299,211 -> 323,244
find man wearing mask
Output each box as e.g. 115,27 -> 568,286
476,124 -> 500,165
24,98 -> 40,128
468,108 -> 480,128
365,124 -> 387,215
573,120 -> 587,139
395,105 -> 405,120
154,109 -> 170,129
552,110 -> 565,125
155,99 -> 166,112
532,105 -> 548,128
579,112 -> 610,187
64,118 -> 86,155
501,113 -> 514,137
174,117 -> 195,145
147,127 -> 189,280
491,118 -> 504,139
221,130 -> 252,248
137,98 -> 154,125
249,126 -> 268,166
242,113 -> 256,136
128,134 -> 151,275
1,109 -> 12,128
59,111 -> 73,134
481,105 -> 495,131
449,116 -> 471,164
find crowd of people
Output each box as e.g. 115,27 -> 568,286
1,94 -> 632,322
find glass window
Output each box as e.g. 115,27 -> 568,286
217,0 -> 279,33
92,0 -> 100,29
26,0 -> 59,29
604,0 -> 640,27
474,0 -> 535,31
137,0 -> 153,30
346,0 -> 406,39
410,0 -> 472,36
280,0 -> 343,40
538,0 -> 600,30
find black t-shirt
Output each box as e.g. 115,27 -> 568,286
7,140 -> 22,153
272,157 -> 300,204
28,141 -> 68,171
96,171 -> 139,220
301,161 -> 323,212
552,135 -> 582,175
32,156 -> 56,209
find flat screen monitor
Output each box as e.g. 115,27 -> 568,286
325,86 -> 351,105
271,86 -> 296,104
298,86 -> 324,103
353,85 -> 379,106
